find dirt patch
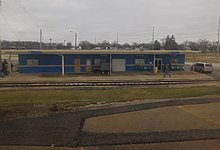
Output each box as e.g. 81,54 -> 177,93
0,105 -> 49,121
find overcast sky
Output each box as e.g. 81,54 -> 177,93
0,0 -> 219,44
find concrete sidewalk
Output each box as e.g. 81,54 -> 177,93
83,103 -> 220,133
0,72 -> 214,82
1,139 -> 220,150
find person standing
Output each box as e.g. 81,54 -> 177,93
168,62 -> 172,71
163,64 -> 171,77
0,61 -> 3,77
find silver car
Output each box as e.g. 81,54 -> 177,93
191,62 -> 213,73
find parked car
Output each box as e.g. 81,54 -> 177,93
191,62 -> 213,73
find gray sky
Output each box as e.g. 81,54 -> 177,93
0,0 -> 219,44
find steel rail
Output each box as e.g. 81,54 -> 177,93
0,80 -> 214,88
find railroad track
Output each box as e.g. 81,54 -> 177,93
0,80 -> 213,88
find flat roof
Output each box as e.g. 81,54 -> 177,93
2,49 -> 200,55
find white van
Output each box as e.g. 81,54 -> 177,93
191,62 -> 213,73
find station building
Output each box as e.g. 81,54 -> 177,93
3,50 -> 191,75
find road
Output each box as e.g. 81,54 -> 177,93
1,98 -> 220,149
185,62 -> 220,80
210,68 -> 220,80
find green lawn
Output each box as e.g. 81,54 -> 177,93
1,86 -> 220,120
1,86 -> 220,106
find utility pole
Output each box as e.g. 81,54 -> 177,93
217,16 -> 220,53
63,40 -> 66,49
152,26 -> 155,50
75,33 -> 77,50
117,32 -> 119,49
95,37 -> 97,45
40,29 -> 42,50
0,35 -> 1,65
0,0 -> 2,68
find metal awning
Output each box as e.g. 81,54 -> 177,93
2,49 -> 201,55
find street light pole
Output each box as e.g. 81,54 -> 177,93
70,30 -> 77,50
117,32 -> 119,49
63,40 -> 66,50
152,26 -> 155,50
70,30 -> 74,49
217,16 -> 220,53
40,29 -> 42,50
49,38 -> 52,50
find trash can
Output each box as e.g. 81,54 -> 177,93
0,71 -> 4,78
154,67 -> 158,74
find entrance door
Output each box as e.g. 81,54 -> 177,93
74,59 -> 81,73
112,59 -> 126,72
86,59 -> 92,73
155,59 -> 162,71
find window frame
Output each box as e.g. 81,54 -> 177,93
26,59 -> 39,66
135,59 -> 145,65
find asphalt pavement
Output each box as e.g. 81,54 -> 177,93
1,98 -> 220,148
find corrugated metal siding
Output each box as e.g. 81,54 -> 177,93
18,54 -> 185,74
19,67 -> 61,74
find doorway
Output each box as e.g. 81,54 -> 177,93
74,59 -> 81,73
112,59 -> 126,72
154,59 -> 162,71
86,59 -> 92,73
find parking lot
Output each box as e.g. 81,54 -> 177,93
84,102 -> 220,133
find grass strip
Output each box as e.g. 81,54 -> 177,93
0,86 -> 220,106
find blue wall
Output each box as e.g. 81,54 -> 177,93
19,53 -> 185,74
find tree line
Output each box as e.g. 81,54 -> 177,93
1,35 -> 219,52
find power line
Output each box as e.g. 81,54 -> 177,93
0,5 -> 30,29
2,0 -> 25,23
12,0 -> 39,29
0,10 -> 21,41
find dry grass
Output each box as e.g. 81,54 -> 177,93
186,53 -> 220,63
1,86 -> 220,121
1,87 -> 220,106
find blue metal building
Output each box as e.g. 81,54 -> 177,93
5,50 -> 187,75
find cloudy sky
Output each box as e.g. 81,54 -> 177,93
0,0 -> 219,44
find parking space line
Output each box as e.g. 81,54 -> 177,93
177,106 -> 220,127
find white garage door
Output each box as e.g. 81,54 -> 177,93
112,59 -> 126,72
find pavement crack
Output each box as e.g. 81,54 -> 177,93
177,106 -> 220,127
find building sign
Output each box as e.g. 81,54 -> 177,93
29,51 -> 43,54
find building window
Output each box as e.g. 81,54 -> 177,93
86,60 -> 91,66
170,59 -> 179,64
26,59 -> 39,66
94,59 -> 101,65
135,59 -> 145,65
